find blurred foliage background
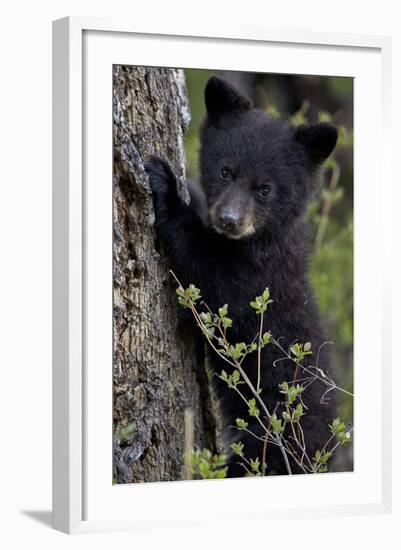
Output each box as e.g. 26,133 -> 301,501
184,69 -> 354,469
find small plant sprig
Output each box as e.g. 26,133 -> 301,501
186,448 -> 228,479
271,334 -> 353,403
172,274 -> 293,474
172,272 -> 353,476
230,441 -> 265,477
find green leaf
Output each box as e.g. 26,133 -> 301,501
199,461 -> 210,478
117,421 -> 136,442
262,332 -> 271,345
215,468 -> 229,478
178,297 -> 188,308
218,304 -> 228,318
231,369 -> 240,384
250,457 -> 261,473
266,105 -> 280,118
186,448 -> 228,479
330,418 -> 352,445
318,111 -> 332,123
219,370 -> 228,382
293,403 -> 304,422
262,288 -> 270,302
229,342 -> 248,360
291,111 -> 308,126
222,317 -> 233,328
248,398 -> 260,418
279,381 -> 289,392
230,441 -> 244,457
330,418 -> 346,435
312,449 -> 333,472
200,311 -> 212,324
236,418 -> 248,430
270,414 -> 283,434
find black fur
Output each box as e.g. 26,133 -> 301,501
145,77 -> 338,477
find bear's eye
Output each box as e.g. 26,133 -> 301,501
220,167 -> 232,180
257,184 -> 271,198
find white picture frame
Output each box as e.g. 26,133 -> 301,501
52,16 -> 392,534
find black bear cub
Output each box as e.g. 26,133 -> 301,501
146,76 -> 338,477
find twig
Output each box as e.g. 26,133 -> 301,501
257,310 -> 264,392
314,163 -> 341,251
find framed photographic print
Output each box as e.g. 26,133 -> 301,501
52,17 -> 392,534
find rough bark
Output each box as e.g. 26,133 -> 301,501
113,66 -> 214,484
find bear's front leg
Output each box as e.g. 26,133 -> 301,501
145,156 -> 183,224
145,156 -> 207,287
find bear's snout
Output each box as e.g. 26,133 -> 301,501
211,193 -> 255,240
217,206 -> 241,233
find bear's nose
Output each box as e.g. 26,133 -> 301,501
218,208 -> 240,231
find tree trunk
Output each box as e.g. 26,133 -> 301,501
113,66 -> 215,484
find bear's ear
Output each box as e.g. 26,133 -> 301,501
294,122 -> 338,164
205,76 -> 252,122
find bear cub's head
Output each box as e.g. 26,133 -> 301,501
200,77 -> 338,240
